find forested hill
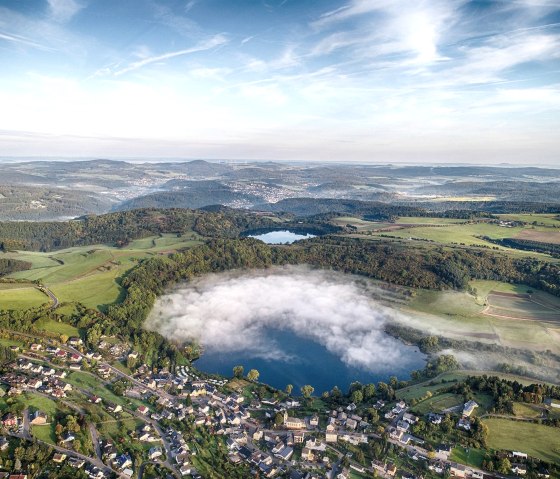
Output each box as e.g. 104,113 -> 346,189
255,198 -> 560,217
0,208 -> 276,252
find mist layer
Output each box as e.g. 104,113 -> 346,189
145,266 -> 419,372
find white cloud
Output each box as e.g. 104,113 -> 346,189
47,0 -> 84,23
145,267 -> 421,372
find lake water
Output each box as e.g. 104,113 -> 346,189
248,230 -> 316,244
195,328 -> 425,393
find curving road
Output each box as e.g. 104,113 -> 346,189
37,285 -> 59,309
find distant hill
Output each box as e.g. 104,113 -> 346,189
253,198 -> 424,218
116,180 -> 261,210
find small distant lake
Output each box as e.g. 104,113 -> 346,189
248,230 -> 316,244
195,328 -> 425,393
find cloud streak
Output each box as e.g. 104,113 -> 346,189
145,267 -> 422,372
113,34 -> 229,76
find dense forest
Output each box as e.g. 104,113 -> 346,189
0,208 -> 277,251
483,236 -> 560,258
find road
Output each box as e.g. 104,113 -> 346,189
37,286 -> 59,309
22,408 -> 30,439
89,423 -> 102,461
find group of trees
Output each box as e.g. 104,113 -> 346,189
455,375 -> 560,415
0,259 -> 32,275
0,438 -> 53,477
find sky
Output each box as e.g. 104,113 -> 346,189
0,0 -> 559,164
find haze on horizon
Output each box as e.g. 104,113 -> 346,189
0,0 -> 559,164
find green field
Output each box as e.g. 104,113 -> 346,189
66,371 -> 146,410
24,392 -> 59,417
512,402 -> 543,418
404,281 -> 560,354
0,285 -> 47,310
32,424 -> 57,444
370,221 -> 554,258
38,319 -> 80,337
395,217 -> 468,225
331,217 -> 393,231
450,446 -> 486,468
411,392 -> 464,415
483,418 -> 560,464
1,233 -> 202,312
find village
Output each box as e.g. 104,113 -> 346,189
0,332 -> 554,479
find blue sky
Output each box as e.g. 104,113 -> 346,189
0,0 -> 559,163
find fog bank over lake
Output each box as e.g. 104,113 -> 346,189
146,266 -> 425,388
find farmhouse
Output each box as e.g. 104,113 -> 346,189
462,400 -> 478,417
512,464 -> 527,475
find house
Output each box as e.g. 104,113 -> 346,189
61,432 -> 75,443
148,446 -> 163,460
512,451 -> 528,460
68,337 -> 83,346
69,353 -> 82,363
27,379 -> 42,389
293,431 -> 305,443
428,413 -> 443,425
396,420 -> 410,432
115,453 -> 133,470
544,398 -> 560,409
0,437 -> 9,451
2,413 -> 17,427
462,400 -> 478,417
301,447 -> 314,461
30,410 -> 48,425
275,446 -> 293,461
90,395 -> 102,404
106,402 -> 122,414
403,412 -> 418,424
309,414 -> 319,427
512,464 -> 527,476
437,444 -> 451,454
137,405 -> 149,415
30,344 -> 42,351
345,418 -> 358,430
68,457 -> 85,468
52,453 -> 67,463
457,418 -> 471,430
283,411 -> 305,429
325,433 -> 338,443
55,350 -> 67,360
449,463 -> 467,478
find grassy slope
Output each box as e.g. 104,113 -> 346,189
483,418 -> 560,464
0,285 -> 47,310
1,233 -> 202,312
